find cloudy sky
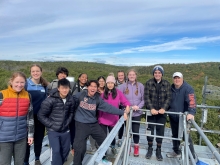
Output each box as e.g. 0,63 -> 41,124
0,0 -> 220,66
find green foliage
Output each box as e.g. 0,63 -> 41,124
0,60 -> 220,146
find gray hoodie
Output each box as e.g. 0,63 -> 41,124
73,90 -> 124,123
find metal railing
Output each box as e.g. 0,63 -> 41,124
88,107 -> 220,165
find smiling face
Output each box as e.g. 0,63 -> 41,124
98,78 -> 105,88
87,82 -> 98,97
117,71 -> 125,83
154,70 -> 163,82
127,70 -> 137,83
173,76 -> 183,88
79,74 -> 88,86
10,76 -> 26,92
57,72 -> 67,80
31,66 -> 42,81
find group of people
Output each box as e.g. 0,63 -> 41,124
0,64 -> 197,165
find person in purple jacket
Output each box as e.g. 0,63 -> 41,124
98,75 -> 130,155
119,69 -> 145,157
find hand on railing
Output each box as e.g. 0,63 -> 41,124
187,114 -> 195,121
125,105 -> 130,114
158,108 -> 165,114
131,105 -> 139,111
123,112 -> 128,121
151,109 -> 158,115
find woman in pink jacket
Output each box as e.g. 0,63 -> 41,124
98,75 -> 130,155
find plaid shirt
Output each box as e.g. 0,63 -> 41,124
144,78 -> 171,111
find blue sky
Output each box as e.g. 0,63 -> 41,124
0,0 -> 220,66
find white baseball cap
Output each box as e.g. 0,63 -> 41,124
173,72 -> 183,78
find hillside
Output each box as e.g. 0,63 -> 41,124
0,61 -> 220,145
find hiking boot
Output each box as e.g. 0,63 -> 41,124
145,147 -> 153,159
134,144 -> 139,157
166,151 -> 181,158
156,148 -> 163,161
111,146 -> 118,155
35,160 -> 42,165
117,139 -> 122,147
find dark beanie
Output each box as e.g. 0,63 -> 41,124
152,65 -> 164,76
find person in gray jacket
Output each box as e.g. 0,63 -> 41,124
73,80 -> 129,165
166,72 -> 196,159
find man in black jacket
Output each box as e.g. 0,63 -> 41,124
38,78 -> 75,165
166,72 -> 196,159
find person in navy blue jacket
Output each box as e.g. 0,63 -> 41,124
24,64 -> 48,165
166,72 -> 196,159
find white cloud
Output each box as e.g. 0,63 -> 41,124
0,0 -> 220,65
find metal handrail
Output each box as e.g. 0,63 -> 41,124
190,119 -> 220,163
87,116 -> 125,165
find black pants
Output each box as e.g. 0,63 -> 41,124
73,121 -> 106,165
69,119 -> 75,149
131,115 -> 141,144
24,114 -> 45,163
100,124 -> 115,146
147,114 -> 166,144
169,117 -> 196,158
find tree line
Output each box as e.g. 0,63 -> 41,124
0,60 -> 220,145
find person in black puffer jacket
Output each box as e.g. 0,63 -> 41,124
38,78 -> 75,165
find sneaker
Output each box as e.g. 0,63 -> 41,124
111,146 -> 118,155
98,157 -> 112,165
117,139 -> 122,147
166,151 -> 181,158
35,160 -> 42,165
70,149 -> 74,156
134,144 -> 139,157
145,147 -> 153,159
86,147 -> 97,154
156,148 -> 163,161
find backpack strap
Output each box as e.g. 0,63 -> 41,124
0,92 -> 3,106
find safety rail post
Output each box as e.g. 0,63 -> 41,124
183,113 -> 190,165
190,119 -> 220,163
87,116 -> 125,165
123,110 -> 133,165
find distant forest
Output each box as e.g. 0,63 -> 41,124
0,61 -> 220,146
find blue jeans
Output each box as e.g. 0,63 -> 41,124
0,138 -> 26,165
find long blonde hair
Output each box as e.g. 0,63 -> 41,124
124,69 -> 138,96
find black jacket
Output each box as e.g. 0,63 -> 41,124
38,89 -> 75,132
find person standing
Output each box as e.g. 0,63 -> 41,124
166,72 -> 196,159
73,80 -> 128,165
89,76 -> 106,153
119,69 -> 145,157
116,70 -> 127,87
38,78 -> 75,165
47,67 -> 69,95
145,65 -> 171,161
0,72 -> 34,165
24,64 -> 48,165
70,73 -> 88,156
98,75 -> 130,155
116,70 -> 127,147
